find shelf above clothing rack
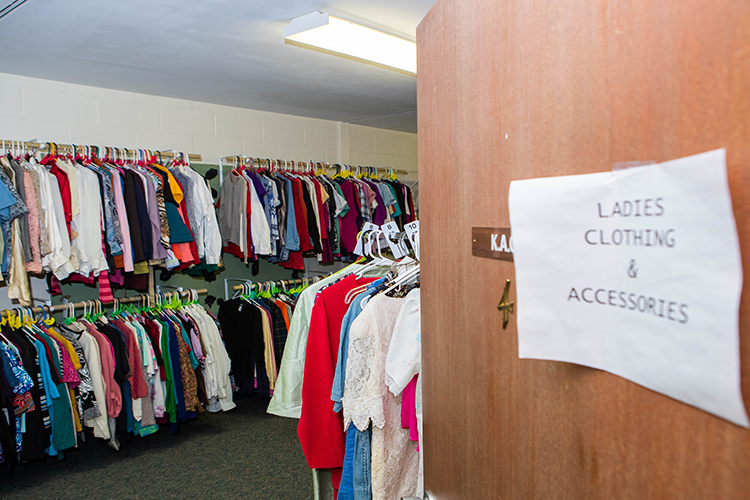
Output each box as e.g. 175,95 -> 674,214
1,139 -> 202,163
0,288 -> 208,318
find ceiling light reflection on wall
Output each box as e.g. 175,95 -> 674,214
283,11 -> 417,75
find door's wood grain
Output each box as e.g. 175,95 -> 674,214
417,0 -> 750,498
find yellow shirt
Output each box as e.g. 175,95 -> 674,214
48,328 -> 83,370
151,164 -> 184,204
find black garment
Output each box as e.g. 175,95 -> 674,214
320,180 -> 338,258
0,360 -> 16,473
5,329 -> 48,462
384,179 -> 408,230
97,323 -> 131,433
218,299 -> 269,397
98,323 -> 131,384
131,173 -> 154,260
151,168 -> 177,204
299,180 -> 323,255
123,170 -> 146,263
266,299 -> 289,369
405,184 -> 416,221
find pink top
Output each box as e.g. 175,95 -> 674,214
111,170 -> 134,272
401,375 -> 419,445
50,335 -> 81,389
23,170 -> 43,273
86,323 -> 122,418
113,319 -> 149,399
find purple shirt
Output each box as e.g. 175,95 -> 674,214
337,180 -> 360,253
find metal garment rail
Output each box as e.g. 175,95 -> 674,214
0,288 -> 208,318
218,155 -> 411,186
0,139 -> 202,163
227,276 -> 328,297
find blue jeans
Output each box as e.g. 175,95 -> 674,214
338,427 -> 356,499
353,425 -> 372,500
338,424 -> 373,500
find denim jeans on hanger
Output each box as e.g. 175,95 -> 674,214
339,424 -> 373,500
338,427 -> 357,499
352,425 -> 373,500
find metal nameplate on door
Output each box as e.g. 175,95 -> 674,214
471,227 -> 514,262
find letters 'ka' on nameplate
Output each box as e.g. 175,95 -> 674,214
472,227 -> 514,261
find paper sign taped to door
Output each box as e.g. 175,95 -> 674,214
508,149 -> 748,427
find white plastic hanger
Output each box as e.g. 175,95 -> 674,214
355,230 -> 393,278
353,222 -> 379,257
381,263 -> 420,295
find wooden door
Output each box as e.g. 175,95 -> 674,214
417,0 -> 750,498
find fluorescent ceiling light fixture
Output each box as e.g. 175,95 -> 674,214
284,12 -> 416,75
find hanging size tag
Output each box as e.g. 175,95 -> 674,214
382,221 -> 399,235
404,221 -> 419,239
381,222 -> 405,258
354,222 -> 379,256
404,221 -> 420,258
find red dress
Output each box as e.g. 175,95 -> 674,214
298,274 -> 377,494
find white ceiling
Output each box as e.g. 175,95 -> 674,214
0,0 -> 437,133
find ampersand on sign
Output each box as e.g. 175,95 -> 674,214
628,259 -> 639,278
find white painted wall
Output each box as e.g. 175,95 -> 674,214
0,72 -> 417,174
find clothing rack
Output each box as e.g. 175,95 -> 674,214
0,288 -> 208,317
218,155 -> 410,186
0,139 -> 202,163
228,276 -> 327,296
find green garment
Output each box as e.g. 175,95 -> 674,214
158,319 -> 177,423
36,328 -> 76,452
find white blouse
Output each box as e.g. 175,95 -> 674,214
343,293 -> 419,500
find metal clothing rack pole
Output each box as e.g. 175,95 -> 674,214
224,278 -> 253,301
0,139 -> 202,163
229,276 -> 328,295
218,155 -> 410,186
0,288 -> 208,318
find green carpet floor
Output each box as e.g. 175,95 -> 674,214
0,394 -> 313,499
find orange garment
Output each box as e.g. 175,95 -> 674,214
113,254 -> 124,269
275,299 -> 291,329
151,164 -> 184,204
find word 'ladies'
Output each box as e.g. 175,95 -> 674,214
598,198 -> 665,218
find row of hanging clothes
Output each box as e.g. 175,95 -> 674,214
0,142 -> 219,306
0,289 -> 233,474
267,222 -> 422,500
217,276 -> 326,399
218,158 -> 417,272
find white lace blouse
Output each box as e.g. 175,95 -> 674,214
343,293 -> 419,500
